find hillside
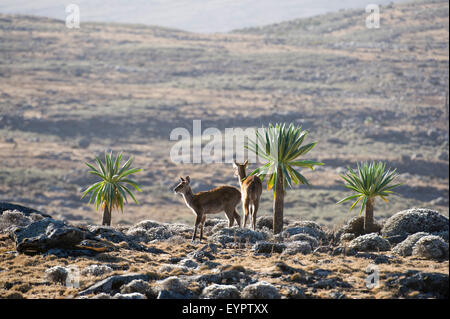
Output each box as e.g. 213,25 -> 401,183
0,0 -> 407,33
0,0 -> 448,228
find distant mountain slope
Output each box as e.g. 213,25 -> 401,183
0,0 -> 408,33
234,0 -> 449,48
0,0 -> 448,225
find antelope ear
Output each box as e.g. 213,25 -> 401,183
180,176 -> 185,182
233,160 -> 238,168
243,159 -> 248,166
185,176 -> 190,184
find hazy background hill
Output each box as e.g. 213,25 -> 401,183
0,0 -> 448,226
1,0 -> 407,33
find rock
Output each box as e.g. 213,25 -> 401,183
45,266 -> 68,284
187,244 -> 217,262
372,255 -> 393,264
288,233 -> 319,248
253,241 -> 286,254
283,221 -> 326,241
199,243 -> 218,253
81,264 -> 113,277
88,225 -> 160,252
348,233 -> 391,252
210,227 -> 267,245
381,208 -> 449,244
0,202 -> 51,219
331,246 -> 357,256
313,278 -> 352,289
285,286 -> 306,299
120,279 -> 150,295
154,276 -> 194,299
392,232 -> 430,256
113,292 -> 146,299
336,216 -> 382,241
76,239 -> 115,253
329,291 -> 346,299
79,273 -> 149,296
200,284 -> 240,299
178,259 -> 198,269
340,233 -> 356,241
412,235 -> 449,260
189,273 -> 222,285
4,291 -> 24,299
386,270 -> 448,299
90,293 -> 112,299
314,246 -> 332,254
220,268 -> 252,287
282,241 -> 312,255
0,210 -> 42,233
155,276 -> 187,293
241,281 -> 281,299
256,216 -> 274,230
13,218 -> 90,254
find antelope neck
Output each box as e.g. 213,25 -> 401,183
182,187 -> 195,206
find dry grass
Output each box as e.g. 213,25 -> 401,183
0,233 -> 447,299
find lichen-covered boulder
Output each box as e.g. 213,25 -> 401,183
348,233 -> 391,252
210,226 -> 267,245
282,241 -> 313,255
13,218 -> 89,254
283,221 -> 326,242
381,208 -> 449,244
81,264 -> 113,277
45,266 -> 69,284
412,235 -> 449,260
253,241 -> 286,254
392,232 -> 430,257
335,216 -> 382,242
241,281 -> 281,299
201,284 -> 240,299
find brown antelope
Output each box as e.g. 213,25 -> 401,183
233,160 -> 262,230
173,176 -> 241,241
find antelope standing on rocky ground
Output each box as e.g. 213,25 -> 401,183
173,176 -> 241,241
233,160 -> 262,230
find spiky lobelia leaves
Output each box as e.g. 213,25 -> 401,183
245,123 -> 323,198
337,161 -> 402,215
81,151 -> 142,214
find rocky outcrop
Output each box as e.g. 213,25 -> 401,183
12,218 -> 91,254
385,270 -> 449,299
0,202 -> 52,218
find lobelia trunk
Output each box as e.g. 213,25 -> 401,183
102,203 -> 112,226
364,197 -> 375,233
273,167 -> 284,234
